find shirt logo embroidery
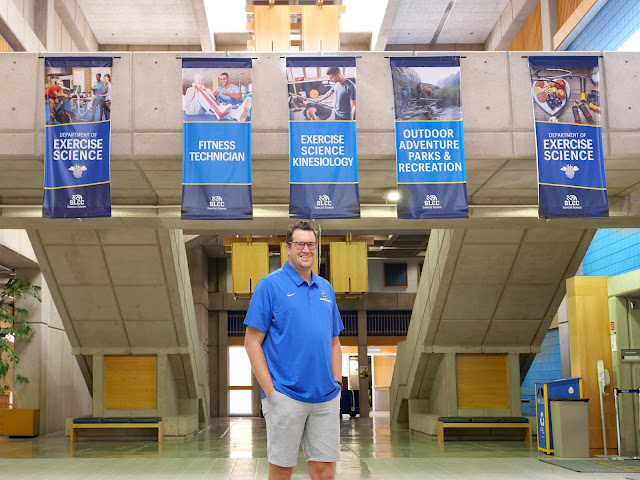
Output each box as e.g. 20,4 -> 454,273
319,290 -> 332,303
287,293 -> 296,297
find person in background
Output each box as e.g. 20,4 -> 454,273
317,66 -> 356,121
100,73 -> 112,121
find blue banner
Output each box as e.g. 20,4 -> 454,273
182,57 -> 253,219
530,56 -> 608,218
287,57 -> 359,219
43,57 -> 112,218
390,57 -> 468,219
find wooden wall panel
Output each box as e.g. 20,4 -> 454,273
252,6 -> 291,51
301,6 -> 340,51
456,354 -> 510,409
104,356 -> 157,410
329,242 -> 368,293
0,34 -> 13,52
557,0 -> 586,30
567,276 -> 617,455
507,3 -> 542,51
232,242 -> 269,295
374,355 -> 395,388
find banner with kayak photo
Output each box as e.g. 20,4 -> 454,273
390,56 -> 468,219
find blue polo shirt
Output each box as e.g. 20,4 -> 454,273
244,261 -> 343,403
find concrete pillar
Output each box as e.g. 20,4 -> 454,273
540,0 -> 558,51
92,353 -> 104,416
157,353 -> 169,418
218,311 -> 229,417
508,353 -> 522,417
357,310 -> 369,418
12,269 -> 46,432
34,0 -> 54,51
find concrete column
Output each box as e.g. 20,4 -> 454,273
34,0 -> 55,51
508,353 -> 522,417
218,311 -> 229,417
92,353 -> 104,416
540,0 -> 558,51
357,310 -> 369,418
157,353 -> 169,418
13,269 -> 46,432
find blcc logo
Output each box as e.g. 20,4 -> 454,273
423,194 -> 441,209
316,195 -> 333,209
564,194 -> 580,209
208,195 -> 225,209
69,194 -> 85,207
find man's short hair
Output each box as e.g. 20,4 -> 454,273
96,73 -> 101,77
286,221 -> 317,243
326,66 -> 341,76
220,72 -> 229,78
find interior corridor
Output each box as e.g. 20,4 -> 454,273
0,413 -> 633,479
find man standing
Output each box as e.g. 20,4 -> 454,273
85,73 -> 105,120
214,72 -> 252,122
317,66 -> 356,121
244,221 -> 343,480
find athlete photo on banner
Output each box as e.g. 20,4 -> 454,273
529,56 -> 608,218
181,58 -> 253,220
43,57 -> 112,218
390,56 -> 468,219
287,57 -> 359,219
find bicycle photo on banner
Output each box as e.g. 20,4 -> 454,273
43,57 -> 112,218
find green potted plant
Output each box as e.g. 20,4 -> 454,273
0,278 -> 41,436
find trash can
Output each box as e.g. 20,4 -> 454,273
549,398 -> 590,458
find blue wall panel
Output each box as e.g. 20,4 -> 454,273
582,228 -> 640,276
567,0 -> 640,51
521,329 -> 562,416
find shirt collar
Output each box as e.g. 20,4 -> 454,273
283,260 -> 317,287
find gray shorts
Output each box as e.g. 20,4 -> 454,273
261,389 -> 340,467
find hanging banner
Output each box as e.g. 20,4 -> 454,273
182,58 -> 253,219
287,57 -> 359,219
44,57 -> 112,218
529,56 -> 608,218
390,57 -> 468,219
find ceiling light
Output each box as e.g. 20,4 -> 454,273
384,190 -> 400,203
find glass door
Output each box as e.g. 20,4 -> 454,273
228,346 -> 253,415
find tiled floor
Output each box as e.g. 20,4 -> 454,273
0,413 -> 638,479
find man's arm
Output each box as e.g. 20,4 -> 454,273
318,89 -> 334,103
331,336 -> 342,384
351,99 -> 356,120
244,326 -> 275,397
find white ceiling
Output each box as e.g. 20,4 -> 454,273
77,0 -> 201,45
387,0 -> 510,45
76,0 -> 511,49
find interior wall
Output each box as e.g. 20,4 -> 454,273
507,3 -> 542,51
13,269 -> 92,434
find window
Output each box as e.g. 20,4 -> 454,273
384,263 -> 407,287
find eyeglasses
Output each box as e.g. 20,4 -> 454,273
288,241 -> 317,250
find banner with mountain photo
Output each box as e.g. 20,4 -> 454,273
390,57 -> 468,219
529,56 -> 608,218
287,57 -> 359,219
43,56 -> 112,218
181,57 -> 253,219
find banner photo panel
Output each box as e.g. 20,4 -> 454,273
529,56 -> 608,218
182,57 -> 253,220
43,57 -> 112,218
287,57 -> 359,219
390,56 -> 468,219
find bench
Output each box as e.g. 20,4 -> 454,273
437,417 -> 531,442
70,417 -> 162,443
